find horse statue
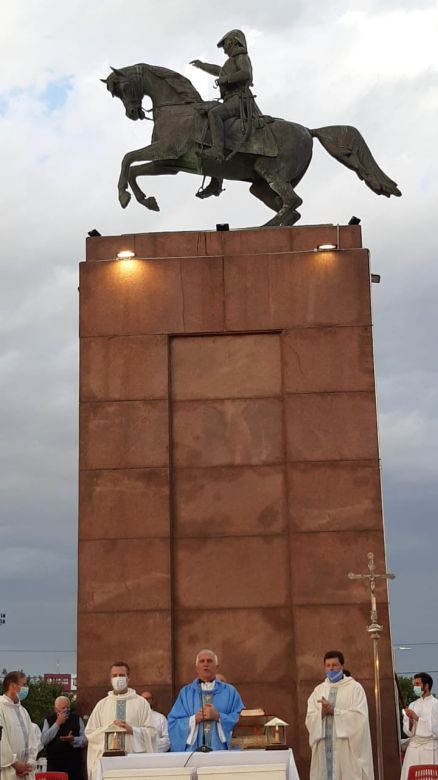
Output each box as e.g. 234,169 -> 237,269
102,62 -> 401,226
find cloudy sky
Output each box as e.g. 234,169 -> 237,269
0,0 -> 437,680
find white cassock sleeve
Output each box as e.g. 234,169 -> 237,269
27,721 -> 41,767
0,711 -> 17,768
305,687 -> 325,747
157,715 -> 170,753
419,698 -> 438,737
85,700 -> 116,780
403,708 -> 416,737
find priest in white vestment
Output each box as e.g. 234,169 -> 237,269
401,672 -> 438,779
85,661 -> 156,780
0,672 -> 39,780
140,692 -> 170,752
306,650 -> 374,780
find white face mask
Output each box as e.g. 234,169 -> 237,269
413,685 -> 423,697
111,675 -> 127,692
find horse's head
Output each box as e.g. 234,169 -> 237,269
102,66 -> 146,121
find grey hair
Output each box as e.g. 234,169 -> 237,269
195,649 -> 219,665
55,695 -> 70,707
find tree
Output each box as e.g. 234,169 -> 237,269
22,679 -> 72,727
398,675 -> 415,708
397,675 -> 416,737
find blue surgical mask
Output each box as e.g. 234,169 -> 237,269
18,686 -> 29,701
413,685 -> 423,697
326,670 -> 344,683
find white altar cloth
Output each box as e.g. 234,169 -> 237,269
98,749 -> 300,780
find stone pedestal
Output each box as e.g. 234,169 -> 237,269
77,224 -> 399,778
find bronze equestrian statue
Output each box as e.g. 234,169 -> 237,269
101,29 -> 401,227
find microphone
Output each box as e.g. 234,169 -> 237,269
195,680 -> 213,753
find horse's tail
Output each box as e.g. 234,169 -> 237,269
310,125 -> 401,198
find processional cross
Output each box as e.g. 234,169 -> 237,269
348,552 -> 395,780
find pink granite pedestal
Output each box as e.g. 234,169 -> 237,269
77,224 -> 399,778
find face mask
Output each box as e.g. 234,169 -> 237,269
18,686 -> 29,701
413,686 -> 423,697
326,670 -> 344,683
111,676 -> 127,692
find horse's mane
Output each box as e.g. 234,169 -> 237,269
146,64 -> 202,102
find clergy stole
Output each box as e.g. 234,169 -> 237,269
324,688 -> 338,780
14,707 -> 30,762
201,690 -> 213,748
116,701 -> 126,720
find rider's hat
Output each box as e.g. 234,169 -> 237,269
217,29 -> 247,50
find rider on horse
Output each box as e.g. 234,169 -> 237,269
191,29 -> 256,199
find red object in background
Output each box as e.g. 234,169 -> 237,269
43,674 -> 72,692
407,767 -> 438,780
36,773 -> 68,780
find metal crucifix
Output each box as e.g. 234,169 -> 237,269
348,552 -> 395,780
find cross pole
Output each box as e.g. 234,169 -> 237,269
348,552 -> 395,780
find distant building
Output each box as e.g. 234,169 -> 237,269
44,673 -> 77,692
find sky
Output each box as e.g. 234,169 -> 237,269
0,0 -> 437,680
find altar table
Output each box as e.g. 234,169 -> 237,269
98,748 -> 300,780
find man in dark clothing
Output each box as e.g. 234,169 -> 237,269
41,696 -> 87,780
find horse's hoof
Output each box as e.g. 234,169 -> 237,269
143,196 -> 160,212
119,191 -> 131,209
280,209 -> 301,226
264,208 -> 301,227
263,214 -> 282,227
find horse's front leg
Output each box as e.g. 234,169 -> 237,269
128,161 -> 180,210
118,142 -> 163,209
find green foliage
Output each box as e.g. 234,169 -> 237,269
22,679 -> 73,728
398,675 -> 415,708
397,675 -> 416,738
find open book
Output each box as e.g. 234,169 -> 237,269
240,708 -> 265,717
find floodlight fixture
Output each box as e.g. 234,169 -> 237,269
371,274 -> 381,284
348,216 -> 361,225
88,229 -> 102,237
216,223 -> 229,231
117,250 -> 136,260
315,243 -> 337,252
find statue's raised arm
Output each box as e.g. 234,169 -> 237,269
190,60 -> 221,77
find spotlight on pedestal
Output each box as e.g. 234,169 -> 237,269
216,223 -> 229,231
315,243 -> 337,252
88,229 -> 102,237
117,250 -> 136,260
371,274 -> 381,284
348,216 -> 361,225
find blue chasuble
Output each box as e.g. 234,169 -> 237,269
168,679 -> 244,752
